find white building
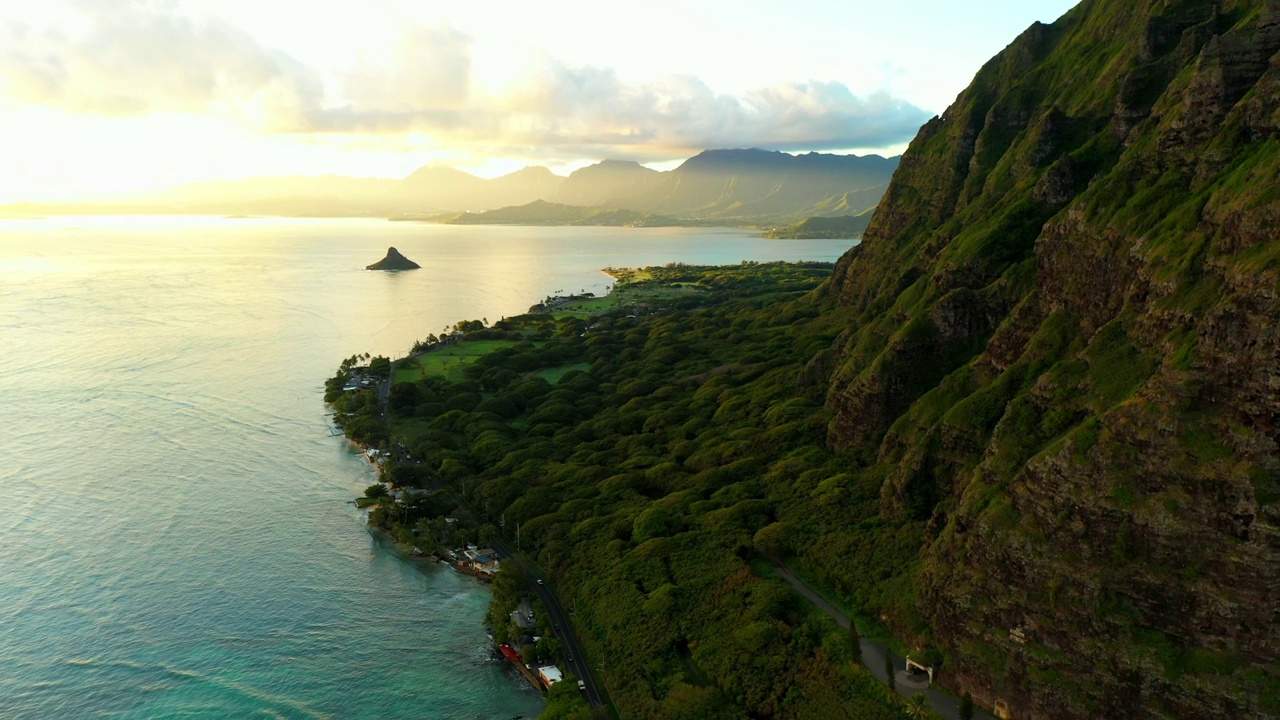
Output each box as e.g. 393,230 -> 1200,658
538,665 -> 563,688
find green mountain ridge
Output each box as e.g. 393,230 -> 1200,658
371,0 -> 1280,716
334,1 -> 1280,716
813,0 -> 1280,716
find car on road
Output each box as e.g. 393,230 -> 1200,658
578,680 -> 586,691
536,579 -> 544,585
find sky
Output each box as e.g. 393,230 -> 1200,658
0,0 -> 1080,202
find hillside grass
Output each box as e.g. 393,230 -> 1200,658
533,362 -> 592,385
394,340 -> 525,383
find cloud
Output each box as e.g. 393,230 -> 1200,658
0,3 -> 931,158
474,60 -> 930,155
0,1 -> 324,128
305,56 -> 930,156
343,26 -> 473,111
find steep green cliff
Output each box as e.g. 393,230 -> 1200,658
339,1 -> 1280,717
818,0 -> 1280,716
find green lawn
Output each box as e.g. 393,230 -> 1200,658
603,267 -> 655,284
533,362 -> 592,385
618,285 -> 703,302
393,340 -> 521,383
388,280 -> 704,386
550,296 -> 617,319
545,285 -> 705,320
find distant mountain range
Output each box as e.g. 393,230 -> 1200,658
615,150 -> 897,221
435,150 -> 898,227
0,149 -> 898,230
438,200 -> 683,228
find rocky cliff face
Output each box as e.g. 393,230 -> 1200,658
819,0 -> 1280,716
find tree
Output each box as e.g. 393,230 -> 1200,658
959,692 -> 974,720
413,518 -> 435,547
328,262 -> 927,718
540,679 -> 593,720
632,506 -> 673,543
905,694 -> 929,719
752,521 -> 790,560
364,483 -> 388,499
537,636 -> 563,663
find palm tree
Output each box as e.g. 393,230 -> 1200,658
904,693 -> 930,719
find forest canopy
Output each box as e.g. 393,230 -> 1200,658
329,262 -> 920,719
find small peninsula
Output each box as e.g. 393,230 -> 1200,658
366,246 -> 420,271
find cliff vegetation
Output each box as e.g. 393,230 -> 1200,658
331,0 -> 1280,716
819,0 -> 1280,716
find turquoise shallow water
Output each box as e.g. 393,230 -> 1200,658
0,217 -> 855,719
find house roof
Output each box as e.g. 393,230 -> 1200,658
499,643 -> 522,661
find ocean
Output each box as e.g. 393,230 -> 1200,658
0,216 -> 855,719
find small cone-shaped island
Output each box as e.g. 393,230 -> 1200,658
365,246 -> 421,271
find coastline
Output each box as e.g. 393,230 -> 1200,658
347,433 -> 555,700
364,524 -> 548,702
333,263 -> 940,718
328,276 -> 635,713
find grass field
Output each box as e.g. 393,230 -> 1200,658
391,275 -> 704,384
393,340 -> 521,383
533,362 -> 592,384
550,296 -> 616,319
623,285 -> 702,301
549,286 -> 702,319
603,268 -> 655,283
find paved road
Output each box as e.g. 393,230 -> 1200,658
408,466 -> 608,711
771,562 -> 995,720
367,340 -> 604,707
489,537 -> 606,709
377,345 -> 608,710
377,363 -> 392,418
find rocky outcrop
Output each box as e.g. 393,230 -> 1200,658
815,0 -> 1280,716
366,247 -> 420,271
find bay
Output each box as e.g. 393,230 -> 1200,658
0,216 -> 855,719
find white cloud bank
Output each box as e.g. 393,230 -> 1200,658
0,1 -> 931,159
